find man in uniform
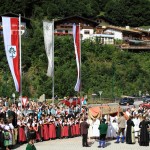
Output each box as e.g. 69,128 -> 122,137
80,117 -> 90,147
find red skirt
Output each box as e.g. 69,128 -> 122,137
43,124 -> 49,140
18,126 -> 26,142
34,127 -> 41,141
49,124 -> 56,139
62,126 -> 69,137
71,125 -> 76,136
36,131 -> 41,141
75,124 -> 80,135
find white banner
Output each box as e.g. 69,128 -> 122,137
43,21 -> 54,77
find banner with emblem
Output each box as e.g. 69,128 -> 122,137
43,20 -> 54,77
2,17 -> 20,92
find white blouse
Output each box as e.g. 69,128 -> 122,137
9,123 -> 14,130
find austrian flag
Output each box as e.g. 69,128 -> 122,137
2,17 -> 20,92
73,24 -> 81,92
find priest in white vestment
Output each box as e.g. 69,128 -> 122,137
92,118 -> 100,138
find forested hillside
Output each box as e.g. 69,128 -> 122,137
0,0 -> 150,99
0,0 -> 150,26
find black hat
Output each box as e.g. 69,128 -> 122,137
101,118 -> 106,123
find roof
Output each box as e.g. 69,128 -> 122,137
0,12 -> 31,28
104,25 -> 142,34
54,15 -> 99,27
133,27 -> 150,34
93,16 -> 115,25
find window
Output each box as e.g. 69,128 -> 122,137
65,30 -> 68,33
57,30 -> 63,33
84,30 -> 90,34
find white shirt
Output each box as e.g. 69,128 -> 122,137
9,123 -> 14,130
4,124 -> 10,131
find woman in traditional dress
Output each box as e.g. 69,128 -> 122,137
42,116 -> 49,141
71,118 -> 76,137
139,116 -> 150,146
17,117 -> 26,143
126,116 -> 135,144
3,119 -> 12,150
27,120 -> 33,142
32,119 -> 41,142
8,118 -> 16,147
62,119 -> 69,138
55,117 -> 61,139
39,117 -> 44,141
68,118 -> 73,138
75,118 -> 80,136
48,115 -> 56,139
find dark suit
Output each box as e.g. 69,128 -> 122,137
9,111 -> 17,127
0,112 -> 6,120
80,121 -> 89,146
0,110 -> 17,127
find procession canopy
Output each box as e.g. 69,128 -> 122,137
88,104 -> 123,119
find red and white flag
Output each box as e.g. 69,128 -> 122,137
73,24 -> 81,92
2,17 -> 20,92
22,96 -> 28,106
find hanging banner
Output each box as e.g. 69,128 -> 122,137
43,20 -> 54,77
2,17 -> 20,92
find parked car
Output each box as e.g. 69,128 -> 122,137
119,97 -> 134,105
143,96 -> 150,103
141,102 -> 150,109
23,109 -> 36,116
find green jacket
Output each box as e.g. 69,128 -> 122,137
98,123 -> 108,134
26,143 -> 36,150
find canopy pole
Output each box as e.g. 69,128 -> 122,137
19,14 -> 23,114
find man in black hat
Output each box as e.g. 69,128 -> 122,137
80,117 -> 90,147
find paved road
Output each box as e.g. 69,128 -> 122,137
15,136 -> 149,150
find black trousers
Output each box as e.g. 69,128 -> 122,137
100,134 -> 106,140
82,134 -> 88,146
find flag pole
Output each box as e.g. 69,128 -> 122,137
19,14 -> 23,114
52,19 -> 55,104
79,23 -> 82,112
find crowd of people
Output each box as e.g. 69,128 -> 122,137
0,97 -> 89,150
86,104 -> 150,148
0,97 -> 149,150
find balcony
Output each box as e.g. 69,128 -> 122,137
120,39 -> 150,50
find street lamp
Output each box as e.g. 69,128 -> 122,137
99,91 -> 103,104
12,93 -> 15,104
